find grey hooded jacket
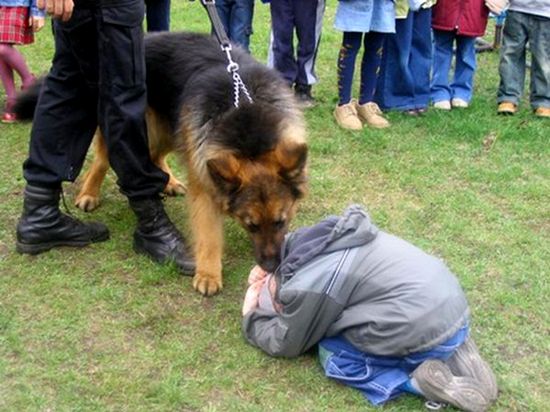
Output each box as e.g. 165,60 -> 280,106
242,205 -> 469,358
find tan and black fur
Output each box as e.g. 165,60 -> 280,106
17,32 -> 308,296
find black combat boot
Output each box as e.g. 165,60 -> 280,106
129,197 -> 195,275
16,184 -> 110,254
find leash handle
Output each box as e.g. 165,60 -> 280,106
201,0 -> 253,107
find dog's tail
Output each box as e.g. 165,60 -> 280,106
13,77 -> 44,121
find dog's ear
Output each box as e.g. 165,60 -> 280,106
276,143 -> 308,196
207,154 -> 242,194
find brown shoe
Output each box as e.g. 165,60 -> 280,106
334,101 -> 363,130
534,107 -> 550,118
356,101 -> 390,128
497,101 -> 517,115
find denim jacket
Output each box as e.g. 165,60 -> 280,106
0,0 -> 45,17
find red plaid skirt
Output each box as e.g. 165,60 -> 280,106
0,6 -> 34,45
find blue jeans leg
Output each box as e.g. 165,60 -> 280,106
451,35 -> 476,102
431,29 -> 454,103
527,14 -> 550,109
145,0 -> 170,32
497,10 -> 528,106
374,13 -> 415,111
229,0 -> 255,51
410,8 -> 432,109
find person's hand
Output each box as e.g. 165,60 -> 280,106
248,265 -> 268,285
242,279 -> 265,316
37,0 -> 74,21
29,16 -> 45,32
485,0 -> 508,14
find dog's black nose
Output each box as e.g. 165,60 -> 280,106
260,256 -> 280,273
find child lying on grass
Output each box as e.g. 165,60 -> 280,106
242,205 -> 498,412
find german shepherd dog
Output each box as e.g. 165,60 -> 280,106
16,32 -> 308,296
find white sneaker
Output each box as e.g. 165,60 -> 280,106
412,360 -> 491,412
452,98 -> 469,108
433,100 -> 451,110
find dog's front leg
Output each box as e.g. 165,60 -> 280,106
188,188 -> 224,296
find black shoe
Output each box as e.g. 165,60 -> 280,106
129,197 -> 195,275
294,83 -> 315,108
16,184 -> 110,254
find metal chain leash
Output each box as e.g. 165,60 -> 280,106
221,44 -> 253,108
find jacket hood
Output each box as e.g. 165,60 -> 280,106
278,205 -> 379,275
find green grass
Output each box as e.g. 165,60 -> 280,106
1,3 -> 549,411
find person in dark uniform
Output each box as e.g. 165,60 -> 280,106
15,0 -> 195,274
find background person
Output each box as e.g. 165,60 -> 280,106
430,0 -> 507,110
266,0 -> 326,107
242,205 -> 498,411
332,0 -> 395,131
496,0 -> 550,117
0,0 -> 44,123
374,0 -> 435,115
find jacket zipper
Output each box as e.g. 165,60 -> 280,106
325,248 -> 350,295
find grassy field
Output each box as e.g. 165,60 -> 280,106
1,3 -> 549,411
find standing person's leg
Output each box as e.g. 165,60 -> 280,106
526,14 -> 550,115
358,31 -> 386,104
268,0 -> 297,85
333,31 -> 363,130
497,10 -> 528,114
410,7 -> 432,111
430,29 -> 454,109
294,0 -> 325,94
229,0 -> 255,51
0,57 -> 17,120
337,32 -> 362,105
356,31 -> 389,128
145,0 -> 171,32
0,44 -> 35,87
17,8 -> 109,254
374,12 -> 415,111
97,1 -> 194,273
451,34 -> 476,107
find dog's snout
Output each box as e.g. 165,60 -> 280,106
259,253 -> 280,273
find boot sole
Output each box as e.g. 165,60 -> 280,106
414,360 -> 490,412
16,232 -> 110,255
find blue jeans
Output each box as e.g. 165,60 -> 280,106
145,0 -> 170,32
318,325 -> 469,406
374,8 -> 432,111
215,0 -> 255,51
497,10 -> 550,109
431,30 -> 477,103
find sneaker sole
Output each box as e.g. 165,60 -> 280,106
414,360 -> 490,412
16,232 -> 110,255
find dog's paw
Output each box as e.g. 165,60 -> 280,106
164,178 -> 186,197
75,194 -> 101,212
192,273 -> 223,296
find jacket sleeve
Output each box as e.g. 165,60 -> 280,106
242,290 -> 344,358
31,0 -> 46,18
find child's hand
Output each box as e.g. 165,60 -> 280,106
485,0 -> 508,14
248,265 -> 268,285
37,0 -> 74,21
29,17 -> 45,32
242,279 -> 265,316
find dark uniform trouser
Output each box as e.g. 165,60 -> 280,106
23,0 -> 168,199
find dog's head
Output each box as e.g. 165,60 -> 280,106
207,140 -> 307,272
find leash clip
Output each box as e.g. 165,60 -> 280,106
220,43 -> 253,108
